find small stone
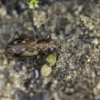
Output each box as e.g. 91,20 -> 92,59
92,38 -> 99,45
97,82 -> 100,89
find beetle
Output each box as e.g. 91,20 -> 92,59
5,32 -> 57,58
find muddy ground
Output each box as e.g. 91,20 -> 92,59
0,0 -> 100,100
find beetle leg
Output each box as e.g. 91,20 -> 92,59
36,32 -> 41,39
14,31 -> 22,38
46,35 -> 51,41
8,31 -> 22,43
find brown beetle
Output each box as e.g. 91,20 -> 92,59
5,32 -> 56,58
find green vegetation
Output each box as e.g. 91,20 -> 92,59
46,53 -> 57,66
27,0 -> 39,9
41,64 -> 52,77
